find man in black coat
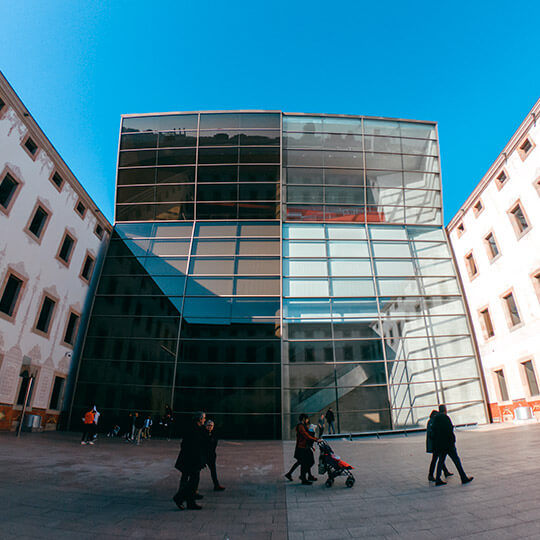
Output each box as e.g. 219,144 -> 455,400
432,404 -> 473,486
173,412 -> 208,510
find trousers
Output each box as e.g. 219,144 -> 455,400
175,470 -> 201,504
436,445 -> 467,481
208,459 -> 220,487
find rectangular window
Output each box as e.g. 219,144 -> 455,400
494,369 -> 509,402
57,233 -> 76,265
63,312 -> 80,345
522,360 -> 539,396
49,376 -> 65,410
35,296 -> 56,334
473,200 -> 483,216
17,372 -> 35,406
0,96 -> 5,112
464,252 -> 478,279
456,222 -> 465,237
484,232 -> 500,260
479,308 -> 495,339
0,173 -> 19,210
518,138 -> 534,160
532,270 -> 540,301
496,170 -> 508,188
28,205 -> 49,238
0,274 -> 23,317
80,255 -> 95,282
502,291 -> 522,327
51,172 -> 64,189
94,224 -> 104,240
75,200 -> 86,217
24,136 -> 38,156
509,202 -> 530,236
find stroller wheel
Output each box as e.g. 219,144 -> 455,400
325,478 -> 334,487
345,477 -> 355,488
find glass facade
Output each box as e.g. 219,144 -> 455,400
71,111 -> 488,439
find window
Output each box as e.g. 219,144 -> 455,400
63,312 -> 80,345
494,369 -> 509,402
464,252 -> 478,279
35,295 -> 56,335
508,202 -> 530,237
27,204 -> 50,240
49,376 -> 65,410
473,200 -> 483,217
57,232 -> 76,266
522,360 -> 540,397
0,172 -> 19,212
484,232 -> 500,260
75,200 -> 86,218
479,307 -> 495,339
518,137 -> 535,160
532,270 -> 540,301
80,254 -> 95,282
51,171 -> 64,190
0,273 -> 24,319
502,291 -> 522,328
0,96 -> 5,113
495,170 -> 508,189
456,222 -> 465,237
23,136 -> 38,158
17,369 -> 36,407
94,224 -> 104,240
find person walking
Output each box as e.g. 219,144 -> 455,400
317,414 -> 325,438
426,409 -> 452,482
164,404 -> 174,440
173,412 -> 208,510
325,408 -> 336,434
135,413 -> 145,445
92,405 -> 100,441
291,414 -> 320,485
142,415 -> 153,439
432,404 -> 473,486
81,407 -> 95,445
205,420 -> 225,491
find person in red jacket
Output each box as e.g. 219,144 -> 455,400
291,413 -> 320,485
81,407 -> 95,445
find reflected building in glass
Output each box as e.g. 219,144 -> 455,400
71,111 -> 489,439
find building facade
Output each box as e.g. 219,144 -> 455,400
71,111 -> 488,439
0,72 -> 111,431
448,98 -> 540,423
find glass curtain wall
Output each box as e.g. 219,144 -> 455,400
282,115 -> 486,436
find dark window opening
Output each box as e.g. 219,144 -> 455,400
495,369 -> 509,402
36,296 -> 56,333
95,224 -> 104,240
24,137 -> 38,156
49,376 -> 65,410
0,173 -> 18,209
81,255 -> 95,281
52,172 -> 63,188
76,201 -> 86,216
64,313 -> 80,345
28,206 -> 49,238
0,274 -> 23,317
58,234 -> 75,263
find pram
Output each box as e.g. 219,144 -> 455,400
318,440 -> 355,488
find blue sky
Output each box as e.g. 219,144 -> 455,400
1,2 -> 539,224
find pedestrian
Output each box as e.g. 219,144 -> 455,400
290,413 -> 320,485
135,413 -> 145,445
426,409 -> 452,482
142,415 -> 153,439
317,413 -> 325,438
205,420 -> 225,491
92,405 -> 100,441
172,412 -> 208,510
325,408 -> 336,434
432,404 -> 473,486
164,404 -> 174,440
81,407 -> 95,445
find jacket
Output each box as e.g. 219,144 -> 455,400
174,423 -> 208,473
432,412 -> 456,454
295,422 -> 318,449
425,410 -> 438,453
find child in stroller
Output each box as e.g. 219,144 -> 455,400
318,440 -> 355,487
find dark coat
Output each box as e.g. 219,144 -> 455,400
174,423 -> 208,473
325,410 -> 335,423
431,412 -> 456,454
206,430 -> 218,464
425,410 -> 438,453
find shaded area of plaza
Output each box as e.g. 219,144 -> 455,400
3,424 -> 540,539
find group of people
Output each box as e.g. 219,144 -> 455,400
80,405 -> 100,445
316,408 -> 336,438
172,412 -> 225,511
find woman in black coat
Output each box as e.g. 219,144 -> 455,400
426,409 -> 451,481
205,420 -> 225,491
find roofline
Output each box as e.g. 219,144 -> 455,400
120,110 -> 437,125
0,70 -> 112,232
447,96 -> 540,231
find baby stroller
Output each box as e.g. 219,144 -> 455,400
318,440 -> 355,488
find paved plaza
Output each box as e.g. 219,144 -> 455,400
2,423 -> 540,539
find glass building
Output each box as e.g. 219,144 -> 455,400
71,111 -> 488,439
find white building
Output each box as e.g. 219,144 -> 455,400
0,71 -> 111,431
447,98 -> 540,423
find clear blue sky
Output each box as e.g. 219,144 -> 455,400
1,2 -> 539,224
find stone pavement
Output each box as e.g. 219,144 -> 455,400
2,424 -> 540,539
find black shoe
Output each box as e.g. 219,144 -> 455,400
307,476 -> 318,481
462,476 -> 474,485
301,479 -> 312,485
284,473 -> 293,481
435,479 -> 447,486
186,502 -> 202,510
172,496 -> 184,510
444,471 -> 454,478
214,485 -> 225,491
194,493 -> 203,500
428,475 -> 435,482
